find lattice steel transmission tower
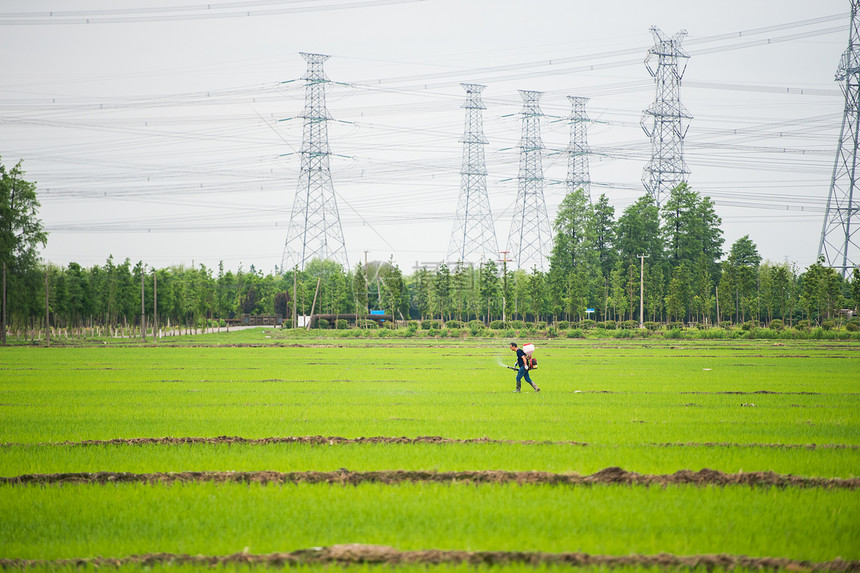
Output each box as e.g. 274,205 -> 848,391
507,90 -> 553,271
448,83 -> 499,264
281,52 -> 348,272
819,1 -> 860,277
641,27 -> 692,208
566,95 -> 592,201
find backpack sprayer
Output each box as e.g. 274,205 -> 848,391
506,343 -> 538,370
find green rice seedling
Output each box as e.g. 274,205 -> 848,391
1,482 -> 857,561
1,341 -> 858,446
2,442 -> 857,479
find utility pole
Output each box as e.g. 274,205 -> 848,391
819,0 -> 860,277
1,262 -> 6,346
44,269 -> 49,347
153,270 -> 158,343
140,267 -> 146,341
638,254 -> 649,328
282,52 -> 349,271
448,83 -> 498,264
641,27 -> 691,207
292,265 -> 298,329
498,251 -> 512,322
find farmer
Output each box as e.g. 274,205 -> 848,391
510,342 -> 539,393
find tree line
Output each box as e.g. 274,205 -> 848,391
2,154 -> 859,339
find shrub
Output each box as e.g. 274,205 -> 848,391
741,321 -> 756,331
667,322 -> 684,331
622,320 -> 637,330
408,321 -> 420,329
547,326 -> 558,338
579,319 -> 595,330
695,328 -> 727,339
378,328 -> 390,337
599,321 -> 617,330
555,321 -> 570,330
357,319 -> 377,329
439,329 -> 449,338
665,328 -> 682,339
795,320 -> 810,331
509,320 -> 525,329
428,328 -> 440,337
489,320 -> 506,330
754,328 -> 779,339
446,320 -> 464,329
503,329 -> 517,338
316,318 -> 330,329
822,320 -> 836,331
536,321 -> 547,329
644,321 -> 660,331
613,329 -> 634,339
468,320 -> 484,330
768,319 -> 784,331
421,321 -> 431,330
720,321 -> 733,330
566,328 -> 583,339
336,319 -> 349,330
846,319 -> 860,332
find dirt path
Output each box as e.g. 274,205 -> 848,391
2,545 -> 858,571
3,467 -> 857,489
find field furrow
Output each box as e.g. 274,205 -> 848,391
4,468 -> 859,488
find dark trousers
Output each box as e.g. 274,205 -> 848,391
516,366 -> 535,390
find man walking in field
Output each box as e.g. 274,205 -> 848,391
510,342 -> 539,393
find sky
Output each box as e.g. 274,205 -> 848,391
0,0 -> 851,275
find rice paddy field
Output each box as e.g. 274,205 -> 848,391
1,330 -> 858,572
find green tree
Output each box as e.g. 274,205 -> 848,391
661,183 -> 724,269
852,268 -> 860,313
692,255 -> 714,324
609,261 -> 627,321
590,193 -> 617,278
353,263 -> 368,314
625,262 -> 639,321
665,263 -> 690,323
770,263 -> 793,324
549,188 -> 594,276
526,268 -> 546,324
479,260 -> 500,323
615,195 -> 663,266
0,159 -> 46,275
1,159 -> 47,342
644,265 -> 665,322
723,235 -> 761,323
434,263 -> 452,322
379,259 -> 408,320
799,257 -> 843,323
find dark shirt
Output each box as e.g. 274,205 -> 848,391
516,348 -> 526,368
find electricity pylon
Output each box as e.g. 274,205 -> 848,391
819,0 -> 860,277
506,90 -> 553,271
566,95 -> 592,201
641,26 -> 692,208
281,52 -> 349,272
448,83 -> 499,264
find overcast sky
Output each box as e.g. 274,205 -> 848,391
0,0 -> 850,274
